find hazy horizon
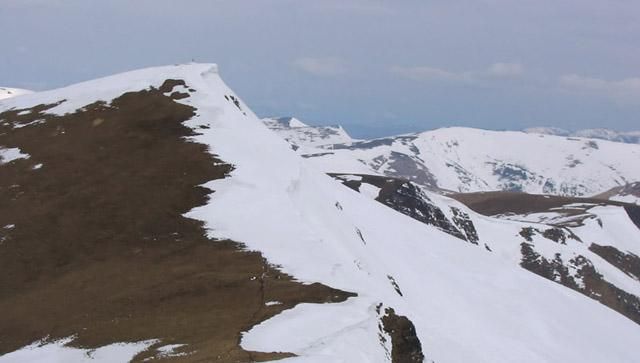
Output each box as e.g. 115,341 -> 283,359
2,0 -> 639,138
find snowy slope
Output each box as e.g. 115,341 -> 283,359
266,124 -> 640,196
189,102 -> 640,362
332,173 -> 640,311
2,64 -> 640,362
0,87 -> 33,100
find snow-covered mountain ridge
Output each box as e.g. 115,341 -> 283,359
265,119 -> 640,197
1,64 -> 640,362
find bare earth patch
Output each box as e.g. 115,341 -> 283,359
0,81 -> 354,362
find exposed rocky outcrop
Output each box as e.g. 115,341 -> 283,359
589,243 -> 640,281
378,306 -> 425,363
625,205 -> 640,229
450,207 -> 479,244
520,243 -> 581,289
520,243 -> 640,325
331,173 -> 475,243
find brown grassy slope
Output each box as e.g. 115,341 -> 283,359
450,191 -> 640,230
0,82 -> 354,362
593,182 -> 640,201
450,191 -> 612,215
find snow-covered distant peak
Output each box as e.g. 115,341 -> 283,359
523,126 -> 570,136
263,116 -> 355,148
525,126 -> 640,145
574,128 -> 624,139
272,116 -> 309,128
574,128 -> 640,144
0,87 -> 33,100
273,124 -> 640,196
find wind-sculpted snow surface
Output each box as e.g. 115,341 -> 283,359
2,64 -> 640,362
265,122 -> 640,197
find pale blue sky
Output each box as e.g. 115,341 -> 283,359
2,0 -> 639,138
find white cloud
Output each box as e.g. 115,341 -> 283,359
292,57 -> 347,76
560,74 -> 640,103
391,62 -> 524,82
487,62 -> 524,77
389,65 -> 472,82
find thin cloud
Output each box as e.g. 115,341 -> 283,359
487,62 -> 524,77
390,65 -> 472,82
309,1 -> 391,14
560,74 -> 640,103
292,57 -> 347,76
391,62 -> 524,82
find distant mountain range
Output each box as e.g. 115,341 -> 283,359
262,117 -> 353,148
524,127 -> 640,144
264,117 -> 640,197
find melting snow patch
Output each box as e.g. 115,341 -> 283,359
339,174 -> 362,182
13,119 -> 45,129
611,194 -> 640,205
0,147 -> 29,165
0,337 -> 157,363
165,85 -> 189,95
265,301 -> 283,306
32,163 -> 43,170
149,344 -> 188,359
562,203 -> 598,208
